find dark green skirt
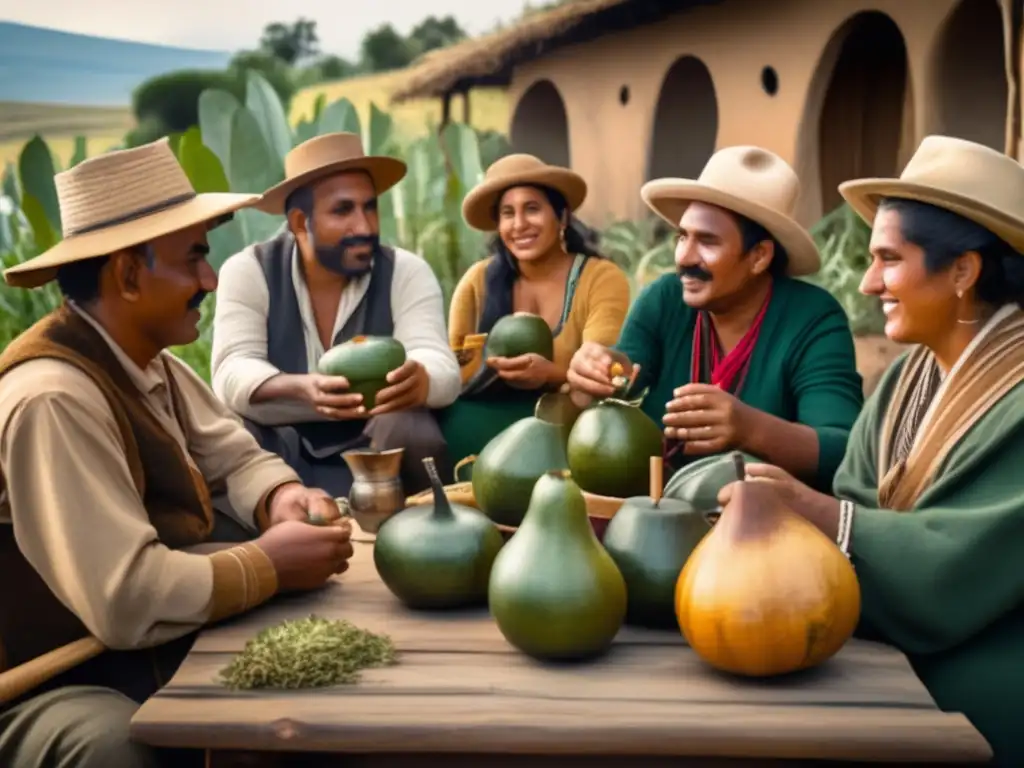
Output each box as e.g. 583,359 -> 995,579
436,390 -> 541,480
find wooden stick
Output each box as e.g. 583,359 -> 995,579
0,636 -> 106,704
650,455 -> 663,506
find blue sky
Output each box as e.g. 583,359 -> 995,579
1,0 -> 533,56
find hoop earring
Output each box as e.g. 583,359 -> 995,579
956,289 -> 982,325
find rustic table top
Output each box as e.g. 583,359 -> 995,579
131,532 -> 992,764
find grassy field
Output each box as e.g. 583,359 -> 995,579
0,69 -> 511,168
290,71 -> 510,142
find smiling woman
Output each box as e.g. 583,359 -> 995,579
437,153 -> 632,465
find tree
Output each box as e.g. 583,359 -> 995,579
259,18 -> 320,66
408,15 -> 467,54
360,24 -> 417,72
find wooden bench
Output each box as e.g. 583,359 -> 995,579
130,537 -> 992,766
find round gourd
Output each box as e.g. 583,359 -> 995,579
488,469 -> 626,660
317,336 -> 406,410
470,396 -> 570,527
567,397 -> 663,498
601,457 -> 712,628
374,457 -> 504,610
675,480 -> 862,677
486,312 -> 554,361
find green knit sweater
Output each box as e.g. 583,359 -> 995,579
614,274 -> 864,490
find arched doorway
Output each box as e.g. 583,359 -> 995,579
932,0 -> 1008,150
647,55 -> 718,181
510,80 -> 570,167
817,12 -> 909,214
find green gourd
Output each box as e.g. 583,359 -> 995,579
567,392 -> 664,498
374,457 -> 504,610
317,335 -> 406,410
488,469 -> 627,660
662,450 -> 761,520
485,312 -> 555,361
470,395 -> 570,527
601,456 -> 716,628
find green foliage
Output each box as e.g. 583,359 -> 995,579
130,70 -> 239,140
258,19 -> 320,67
806,203 -> 885,335
360,24 -> 418,73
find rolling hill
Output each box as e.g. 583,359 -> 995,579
0,21 -> 231,106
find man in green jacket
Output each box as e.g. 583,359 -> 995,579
567,146 -> 864,490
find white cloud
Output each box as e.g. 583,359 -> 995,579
1,0 -> 531,56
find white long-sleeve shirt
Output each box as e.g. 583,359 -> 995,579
211,243 -> 461,425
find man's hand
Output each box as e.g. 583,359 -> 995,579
663,383 -> 753,456
255,519 -> 355,591
296,374 -> 366,420
565,342 -> 638,408
488,353 -> 559,390
267,482 -> 345,527
370,360 -> 429,415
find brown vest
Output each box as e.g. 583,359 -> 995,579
0,304 -> 215,691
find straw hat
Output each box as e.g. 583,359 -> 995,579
640,146 -> 821,277
839,135 -> 1024,254
4,138 -> 260,290
462,153 -> 587,232
255,132 -> 408,215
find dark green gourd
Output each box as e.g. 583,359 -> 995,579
317,335 -> 406,410
488,469 -> 627,660
567,391 -> 664,498
471,394 -> 571,527
485,312 -> 555,361
601,456 -> 714,628
373,457 -> 504,609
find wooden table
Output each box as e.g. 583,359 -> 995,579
131,536 -> 992,766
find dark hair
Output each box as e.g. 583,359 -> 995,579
285,184 -> 315,222
478,184 -> 603,333
879,197 -> 1024,308
731,212 -> 790,277
55,244 -> 155,304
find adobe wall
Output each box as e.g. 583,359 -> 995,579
505,0 -> 1012,229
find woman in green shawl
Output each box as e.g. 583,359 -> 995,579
720,136 -> 1024,766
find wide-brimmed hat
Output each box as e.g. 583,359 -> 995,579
4,138 -> 259,290
640,146 -> 821,277
839,135 -> 1024,254
462,153 -> 587,232
255,132 -> 408,215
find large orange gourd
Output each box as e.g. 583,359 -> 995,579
674,479 -> 861,677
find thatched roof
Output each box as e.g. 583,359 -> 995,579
391,0 -> 720,103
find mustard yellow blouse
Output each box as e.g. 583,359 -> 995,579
448,255 -> 633,373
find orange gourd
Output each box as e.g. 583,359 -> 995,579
674,480 -> 861,677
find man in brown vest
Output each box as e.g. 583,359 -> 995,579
0,139 -> 356,767
211,133 -> 462,499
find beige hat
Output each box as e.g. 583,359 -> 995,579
4,138 -> 259,290
462,153 -> 587,232
255,132 -> 408,215
640,146 -> 821,277
839,135 -> 1024,254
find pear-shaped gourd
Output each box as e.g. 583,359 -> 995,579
602,456 -> 713,628
471,395 -> 570,527
374,457 -> 504,610
675,474 -> 862,677
488,469 -> 627,660
567,393 -> 663,498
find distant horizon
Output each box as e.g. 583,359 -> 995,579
0,20 -> 231,55
1,0 -> 530,59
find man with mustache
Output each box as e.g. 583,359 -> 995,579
567,147 -> 864,491
212,133 -> 461,497
0,139 -> 355,768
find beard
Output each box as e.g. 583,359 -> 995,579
313,233 -> 381,279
